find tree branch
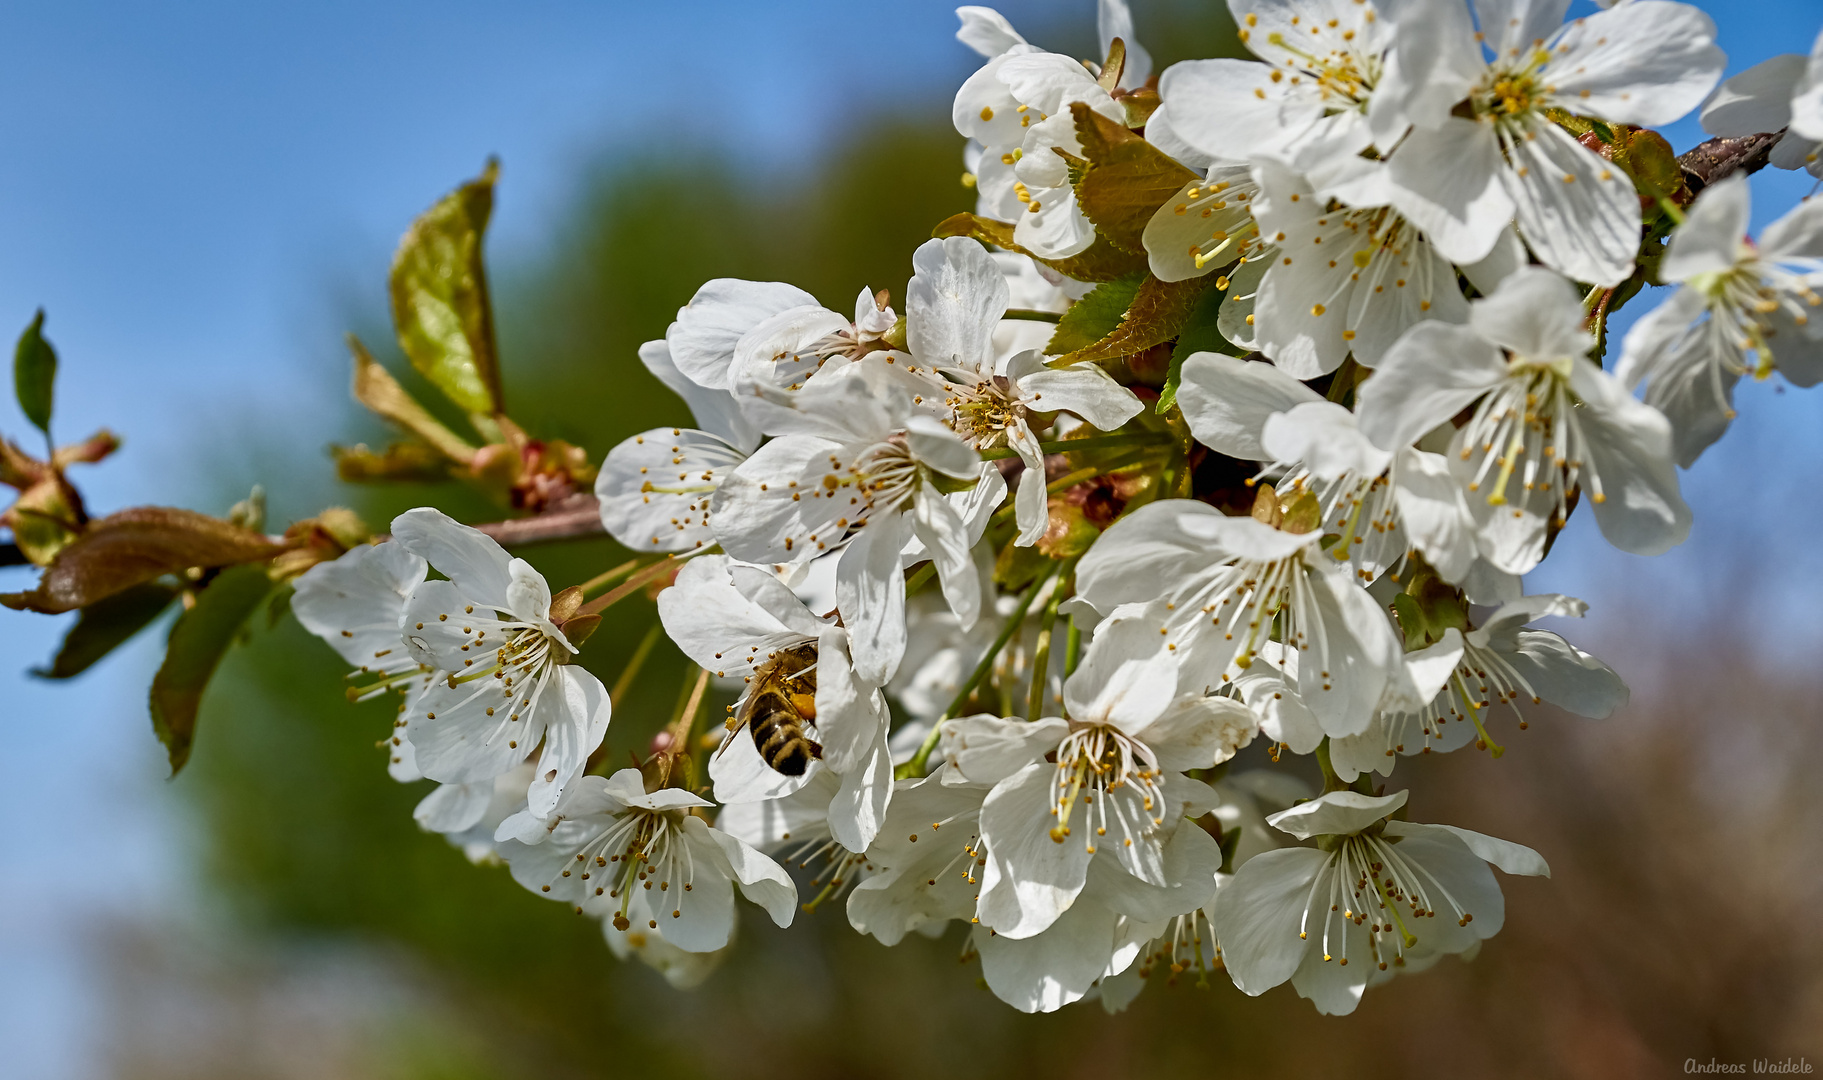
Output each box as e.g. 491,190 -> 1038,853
471,494 -> 606,546
1679,130 -> 1784,193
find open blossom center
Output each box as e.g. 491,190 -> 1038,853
1135,908 -> 1220,987
1476,52 -> 1550,122
1688,260 -> 1822,385
1256,23 -> 1382,113
1173,176 -> 1266,272
1046,723 -> 1164,853
1260,471 -> 1400,582
840,435 -> 922,521
1377,639 -> 1543,758
1304,208 -> 1441,328
558,807 -> 698,933
1460,362 -> 1597,522
1300,833 -> 1476,971
944,376 -> 1024,451
1184,548 -> 1335,676
424,610 -> 567,748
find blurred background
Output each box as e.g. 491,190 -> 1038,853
2,1 -> 1821,1077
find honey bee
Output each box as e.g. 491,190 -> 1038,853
735,642 -> 822,776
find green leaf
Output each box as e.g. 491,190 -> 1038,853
390,160 -> 504,416
1055,273 -> 1215,366
1,505 -> 289,614
1071,103 -> 1200,254
150,564 -> 276,775
1158,282 -> 1232,414
4,478 -> 82,565
1047,273 -> 1145,355
348,335 -> 479,463
931,213 -> 1146,283
33,582 -> 179,680
14,309 -> 57,437
331,441 -> 455,484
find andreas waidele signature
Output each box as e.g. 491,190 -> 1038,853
1685,1060 -> 1813,1075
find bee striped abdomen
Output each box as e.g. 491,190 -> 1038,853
739,643 -> 823,776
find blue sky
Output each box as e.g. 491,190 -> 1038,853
1,2 -> 1819,1076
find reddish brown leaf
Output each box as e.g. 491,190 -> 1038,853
1,506 -> 290,614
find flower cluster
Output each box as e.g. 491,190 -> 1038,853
284,0 -> 1822,1015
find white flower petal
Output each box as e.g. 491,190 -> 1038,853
1545,0 -> 1724,128
909,236 -> 1009,379
1266,789 -> 1407,840
1502,121 -> 1640,287
1384,119 -> 1513,267
1700,52 -> 1805,137
1210,846 -> 1329,995
977,761 -> 1094,938
667,278 -> 817,391
390,507 -> 515,611
638,338 -> 761,454
1356,322 -> 1505,451
836,509 -> 913,685
1176,352 -> 1323,459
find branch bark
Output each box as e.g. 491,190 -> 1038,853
1679,130 -> 1784,193
471,494 -> 606,546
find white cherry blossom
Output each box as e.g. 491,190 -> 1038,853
1249,158 -> 1471,376
391,508 -> 611,819
1154,0 -> 1401,196
971,818 -> 1218,1013
1700,29 -> 1823,180
1213,789 -> 1548,1015
903,236 -> 1143,545
953,19 -> 1131,258
291,540 -> 431,781
846,768 -> 991,946
1357,267 -> 1690,575
1379,0 -> 1724,284
1076,499 -> 1403,736
1143,164 -> 1272,285
1616,175 -> 1823,466
948,603 -> 1245,940
657,555 -> 893,853
1330,593 -> 1628,780
497,768 -> 796,952
1176,351 -> 1478,584
595,338 -> 756,553
709,371 -> 982,684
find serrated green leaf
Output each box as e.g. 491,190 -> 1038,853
1071,103 -> 1200,254
1158,282 -> 1232,414
931,213 -> 1146,283
390,160 -> 504,416
1047,273 -> 1145,355
1056,273 -> 1214,366
33,582 -> 178,680
150,564 -> 275,775
14,309 -> 57,437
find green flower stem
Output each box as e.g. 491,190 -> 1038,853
1001,308 -> 1064,322
579,557 -> 641,597
609,622 -> 663,706
1064,615 -> 1082,677
976,431 -> 1171,461
898,561 -> 1060,779
577,548 -> 716,618
1025,560 -> 1077,722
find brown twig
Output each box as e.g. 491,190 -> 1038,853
469,494 -> 605,546
1678,130 -> 1784,194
